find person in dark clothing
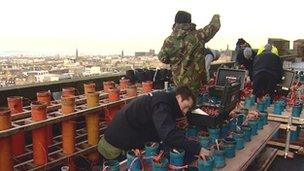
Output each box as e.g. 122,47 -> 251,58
243,47 -> 257,81
97,86 -> 208,164
253,44 -> 283,98
235,38 -> 256,81
235,38 -> 250,51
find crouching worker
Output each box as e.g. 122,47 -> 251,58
98,86 -> 209,164
253,44 -> 283,99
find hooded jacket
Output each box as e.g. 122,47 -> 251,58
253,52 -> 283,82
104,91 -> 201,163
158,15 -> 221,94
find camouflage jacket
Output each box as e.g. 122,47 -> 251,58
158,15 -> 220,94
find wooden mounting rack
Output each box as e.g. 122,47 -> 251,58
0,85 -> 149,170
11,89 -> 129,121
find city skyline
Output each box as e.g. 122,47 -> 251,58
0,0 -> 303,56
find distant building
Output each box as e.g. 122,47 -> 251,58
49,68 -> 69,75
268,38 -> 290,56
15,77 -> 30,85
69,66 -> 85,77
2,68 -> 22,75
149,49 -> 155,55
43,73 -> 72,82
63,58 -> 77,65
83,66 -> 102,76
293,39 -> 304,57
135,52 -> 146,57
26,70 -> 49,82
26,70 -> 48,76
135,49 -> 155,57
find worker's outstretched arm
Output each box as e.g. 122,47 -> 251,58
197,14 -> 221,42
152,103 -> 201,163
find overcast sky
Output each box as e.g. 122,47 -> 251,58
0,0 -> 303,56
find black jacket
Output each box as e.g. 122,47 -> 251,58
236,49 -> 256,69
253,52 -> 283,82
104,91 -> 201,163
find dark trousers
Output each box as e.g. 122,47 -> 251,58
253,71 -> 278,98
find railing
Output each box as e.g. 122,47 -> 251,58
0,73 -> 124,106
0,62 -> 236,106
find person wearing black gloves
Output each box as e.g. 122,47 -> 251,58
97,86 -> 208,164
235,38 -> 257,81
253,44 -> 283,98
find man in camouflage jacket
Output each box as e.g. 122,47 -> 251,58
158,11 -> 221,94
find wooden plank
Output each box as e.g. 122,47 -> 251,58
259,149 -> 277,171
267,141 -> 304,153
279,124 -> 297,131
214,121 -> 280,171
266,105 -> 304,125
277,150 -> 294,158
252,147 -> 278,171
268,115 -> 304,125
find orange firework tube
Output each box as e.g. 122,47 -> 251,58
37,91 -> 53,146
31,101 -> 48,166
86,92 -> 100,145
86,92 -> 101,164
126,85 -> 137,97
119,78 -> 129,89
104,106 -> 121,125
61,95 -> 76,155
37,91 -> 51,106
7,96 -> 24,114
142,81 -> 153,93
7,96 -> 25,156
0,108 -> 13,171
103,81 -> 115,93
61,95 -> 76,114
62,87 -> 76,96
108,88 -> 120,102
105,88 -> 121,124
84,83 -> 96,94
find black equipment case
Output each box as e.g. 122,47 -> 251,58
187,68 -> 244,127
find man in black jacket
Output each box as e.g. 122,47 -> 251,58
253,44 -> 283,98
98,86 -> 208,164
235,38 -> 256,81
